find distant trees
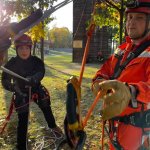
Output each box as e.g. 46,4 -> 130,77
1,1 -> 73,58
49,27 -> 72,48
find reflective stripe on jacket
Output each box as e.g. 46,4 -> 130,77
92,36 -> 150,149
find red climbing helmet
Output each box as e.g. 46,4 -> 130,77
125,0 -> 150,14
14,34 -> 32,48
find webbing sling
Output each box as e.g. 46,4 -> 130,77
113,109 -> 150,128
111,40 -> 150,79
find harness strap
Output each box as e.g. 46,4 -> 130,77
111,40 -> 150,79
0,85 -> 50,134
32,93 -> 38,99
112,109 -> 150,128
113,53 -> 123,75
102,121 -> 123,150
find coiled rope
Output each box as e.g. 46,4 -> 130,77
33,129 -> 64,150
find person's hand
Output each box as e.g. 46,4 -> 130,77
26,76 -> 37,86
98,80 -> 131,121
13,81 -> 27,97
91,78 -> 105,96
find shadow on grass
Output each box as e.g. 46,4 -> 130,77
44,63 -> 94,88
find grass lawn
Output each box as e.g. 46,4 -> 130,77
0,50 -> 109,150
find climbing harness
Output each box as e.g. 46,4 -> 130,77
107,40 -> 150,149
0,84 -> 64,149
113,109 -> 150,128
0,85 -> 50,133
111,40 -> 150,79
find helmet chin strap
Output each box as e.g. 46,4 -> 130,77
131,29 -> 150,40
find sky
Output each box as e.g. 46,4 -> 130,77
48,1 -> 73,32
10,1 -> 73,32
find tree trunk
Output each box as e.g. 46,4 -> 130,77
0,50 -> 8,66
119,0 -> 124,44
33,41 -> 37,55
40,38 -> 44,61
40,21 -> 44,61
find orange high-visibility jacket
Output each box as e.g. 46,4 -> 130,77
93,36 -> 150,149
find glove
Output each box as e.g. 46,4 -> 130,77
98,80 -> 131,121
26,76 -> 38,86
91,78 -> 105,96
13,81 -> 27,97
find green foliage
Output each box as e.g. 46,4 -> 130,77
93,0 -> 128,43
94,4 -> 119,27
28,22 -> 45,42
49,27 -> 72,48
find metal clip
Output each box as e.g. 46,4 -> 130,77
130,115 -> 135,126
146,113 -> 150,126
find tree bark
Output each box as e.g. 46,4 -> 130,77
40,37 -> 44,61
40,21 -> 44,61
119,0 -> 124,44
33,41 -> 37,55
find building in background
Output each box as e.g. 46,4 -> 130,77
73,0 -> 113,63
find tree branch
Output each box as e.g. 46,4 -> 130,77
105,0 -> 120,12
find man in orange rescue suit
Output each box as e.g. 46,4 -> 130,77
92,0 -> 150,149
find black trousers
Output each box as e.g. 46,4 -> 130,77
14,86 -> 57,149
16,106 -> 57,150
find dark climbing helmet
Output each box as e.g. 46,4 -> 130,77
14,34 -> 32,48
125,0 -> 150,14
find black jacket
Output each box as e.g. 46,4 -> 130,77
1,56 -> 45,93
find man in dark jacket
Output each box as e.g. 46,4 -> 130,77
1,34 -> 62,150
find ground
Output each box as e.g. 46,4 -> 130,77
0,49 -> 109,150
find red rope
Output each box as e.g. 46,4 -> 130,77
0,95 -> 14,134
79,23 -> 96,85
77,2 -> 105,149
101,102 -> 105,150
